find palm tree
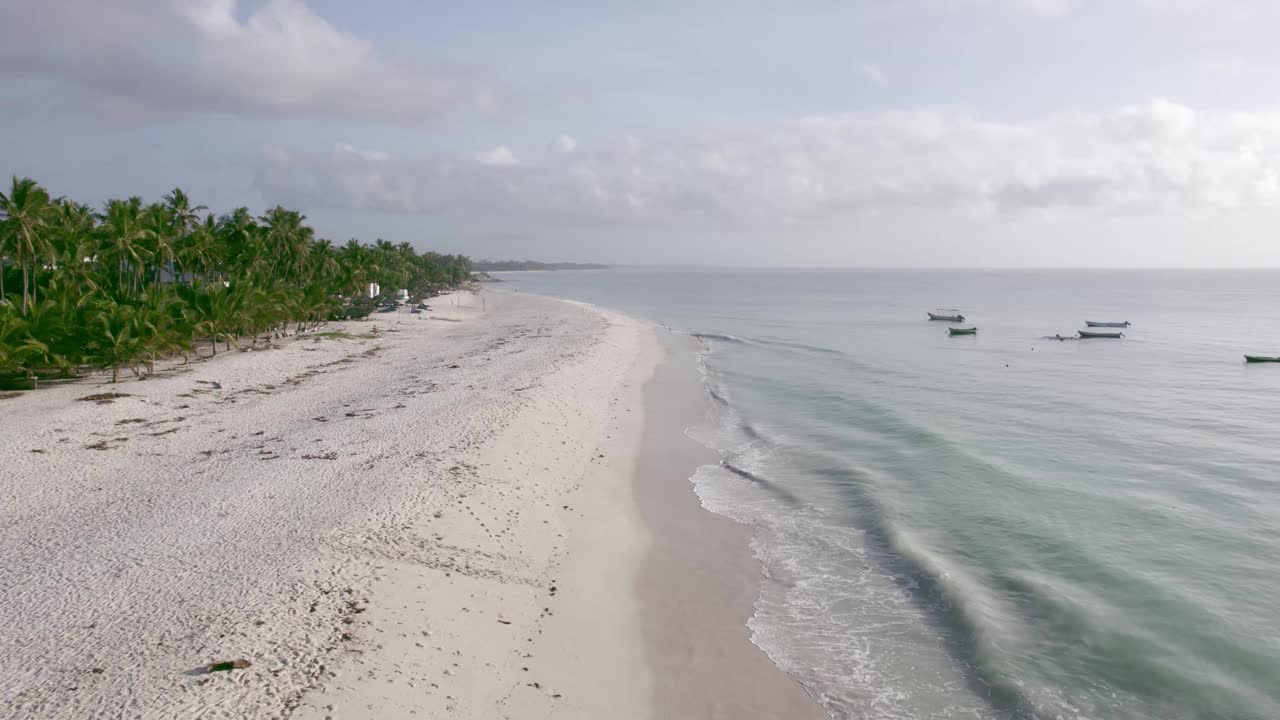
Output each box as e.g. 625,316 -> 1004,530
88,302 -> 144,383
307,239 -> 341,286
0,218 -> 9,305
208,284 -> 245,353
163,188 -> 205,285
98,197 -> 154,296
0,311 -> 51,388
174,282 -> 216,360
179,213 -> 218,284
0,176 -> 53,314
218,207 -> 261,282
1,176 -> 472,388
259,206 -> 311,283
48,199 -> 98,295
143,202 -> 173,287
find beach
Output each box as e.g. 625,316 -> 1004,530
0,289 -> 824,719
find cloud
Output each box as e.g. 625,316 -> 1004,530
555,135 -> 579,153
0,0 -> 501,123
255,100 -> 1280,224
979,0 -> 1266,18
476,146 -> 520,166
856,63 -> 888,87
1011,0 -> 1074,16
1200,58 -> 1249,77
1135,0 -> 1254,12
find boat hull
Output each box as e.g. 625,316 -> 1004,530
928,313 -> 965,322
948,328 -> 978,335
1244,355 -> 1280,363
1086,321 -> 1131,328
1079,331 -> 1124,339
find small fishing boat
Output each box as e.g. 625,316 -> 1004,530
948,327 -> 978,336
1244,355 -> 1280,363
928,309 -> 965,322
1078,330 -> 1124,339
1086,321 -> 1131,328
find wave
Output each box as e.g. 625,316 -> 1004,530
737,421 -> 763,443
720,461 -> 806,508
753,337 -> 846,357
690,330 -> 846,357
691,331 -> 748,344
687,321 -> 1047,718
814,458 -> 1044,717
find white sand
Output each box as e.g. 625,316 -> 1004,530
0,290 -> 659,719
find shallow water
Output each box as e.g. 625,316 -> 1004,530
504,269 -> 1280,720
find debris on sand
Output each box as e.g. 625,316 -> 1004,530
206,659 -> 251,673
77,392 -> 131,404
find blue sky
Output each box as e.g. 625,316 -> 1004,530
4,0 -> 1280,266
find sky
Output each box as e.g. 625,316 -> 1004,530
4,0 -> 1280,267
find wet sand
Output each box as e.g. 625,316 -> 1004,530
635,331 -> 828,719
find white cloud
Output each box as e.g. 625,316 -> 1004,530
0,0 -> 501,123
980,0 -> 1265,18
335,143 -> 390,162
476,146 -> 520,166
952,0 -> 1073,17
1200,58 -> 1249,77
857,63 -> 888,87
555,134 -> 579,153
255,100 -> 1280,224
1135,0 -> 1248,12
1012,0 -> 1074,17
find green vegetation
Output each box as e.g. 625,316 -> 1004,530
0,176 -> 470,388
472,260 -> 609,271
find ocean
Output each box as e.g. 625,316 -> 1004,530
501,269 -> 1280,720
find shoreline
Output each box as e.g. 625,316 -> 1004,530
635,330 -> 827,719
0,289 -> 825,719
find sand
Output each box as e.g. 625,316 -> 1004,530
0,290 -> 826,719
636,332 -> 828,720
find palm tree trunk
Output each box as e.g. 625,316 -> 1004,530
21,263 -> 29,315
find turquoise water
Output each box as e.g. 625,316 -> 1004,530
504,269 -> 1280,720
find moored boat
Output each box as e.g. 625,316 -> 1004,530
928,309 -> 965,322
1244,355 -> 1280,363
1079,330 -> 1124,339
948,327 -> 978,335
1085,321 -> 1131,328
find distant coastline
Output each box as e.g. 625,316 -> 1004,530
473,260 -> 611,272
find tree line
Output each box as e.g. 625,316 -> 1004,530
472,260 -> 610,272
0,176 -> 471,387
